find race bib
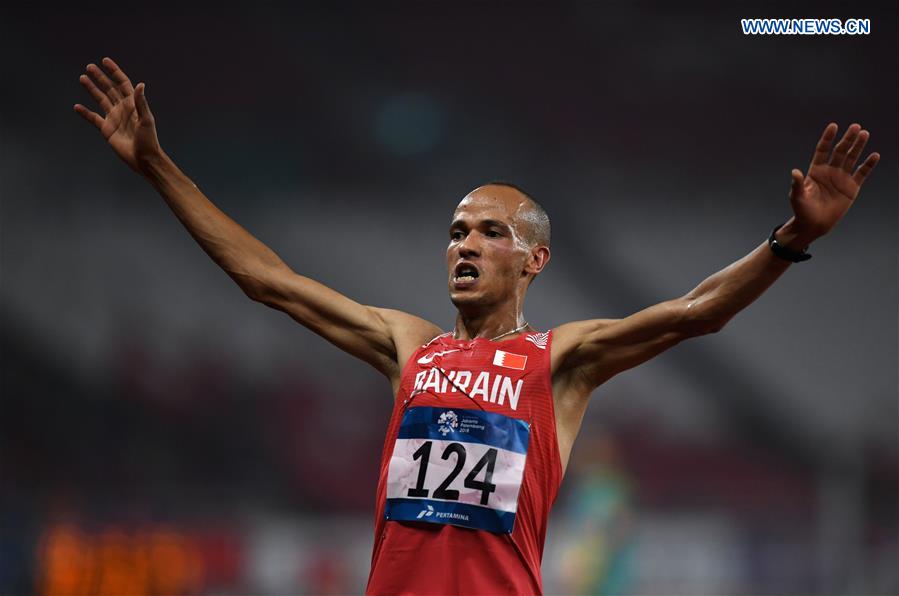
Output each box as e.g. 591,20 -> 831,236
384,406 -> 530,534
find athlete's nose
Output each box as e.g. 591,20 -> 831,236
458,233 -> 481,258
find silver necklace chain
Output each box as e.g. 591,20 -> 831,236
490,321 -> 529,341
454,321 -> 529,342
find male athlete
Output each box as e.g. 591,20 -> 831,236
74,58 -> 879,594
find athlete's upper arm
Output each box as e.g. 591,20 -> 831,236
252,263 -> 442,379
553,297 -> 707,389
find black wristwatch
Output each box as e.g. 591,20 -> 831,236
768,223 -> 812,262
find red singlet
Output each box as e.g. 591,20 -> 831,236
367,330 -> 563,595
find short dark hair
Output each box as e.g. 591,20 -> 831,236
484,180 -> 551,248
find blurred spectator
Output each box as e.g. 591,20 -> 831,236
557,434 -> 635,595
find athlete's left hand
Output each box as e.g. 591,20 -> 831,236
787,122 -> 879,242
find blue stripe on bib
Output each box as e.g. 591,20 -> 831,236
396,406 -> 530,454
385,498 -> 517,534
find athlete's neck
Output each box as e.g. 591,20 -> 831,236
453,311 -> 529,341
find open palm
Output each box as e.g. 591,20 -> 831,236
74,57 -> 160,173
789,123 -> 879,239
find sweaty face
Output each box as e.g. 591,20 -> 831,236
446,186 -> 534,309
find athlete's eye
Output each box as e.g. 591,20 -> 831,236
486,230 -> 502,238
450,231 -> 465,241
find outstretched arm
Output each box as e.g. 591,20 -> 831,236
553,122 -> 880,390
74,58 -> 441,385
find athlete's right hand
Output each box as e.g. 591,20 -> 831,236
74,57 -> 162,174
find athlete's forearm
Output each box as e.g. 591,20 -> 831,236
140,151 -> 287,299
682,218 -> 815,333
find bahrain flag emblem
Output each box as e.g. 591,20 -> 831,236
493,350 -> 527,370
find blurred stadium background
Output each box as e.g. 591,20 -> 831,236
1,3 -> 897,595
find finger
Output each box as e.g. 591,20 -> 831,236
852,153 -> 880,186
79,74 -> 113,113
842,129 -> 869,172
101,56 -> 135,97
134,82 -> 153,122
789,169 -> 804,202
810,122 -> 838,167
829,123 -> 861,169
73,103 -> 104,130
86,62 -> 122,104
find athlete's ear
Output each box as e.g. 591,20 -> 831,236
523,245 -> 550,276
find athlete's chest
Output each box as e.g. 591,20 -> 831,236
400,333 -> 550,417
386,333 -> 553,534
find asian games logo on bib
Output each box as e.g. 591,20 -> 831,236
438,410 -> 459,435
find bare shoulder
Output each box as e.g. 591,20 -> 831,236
550,319 -> 616,376
372,307 -> 444,367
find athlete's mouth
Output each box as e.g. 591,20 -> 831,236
452,262 -> 480,283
